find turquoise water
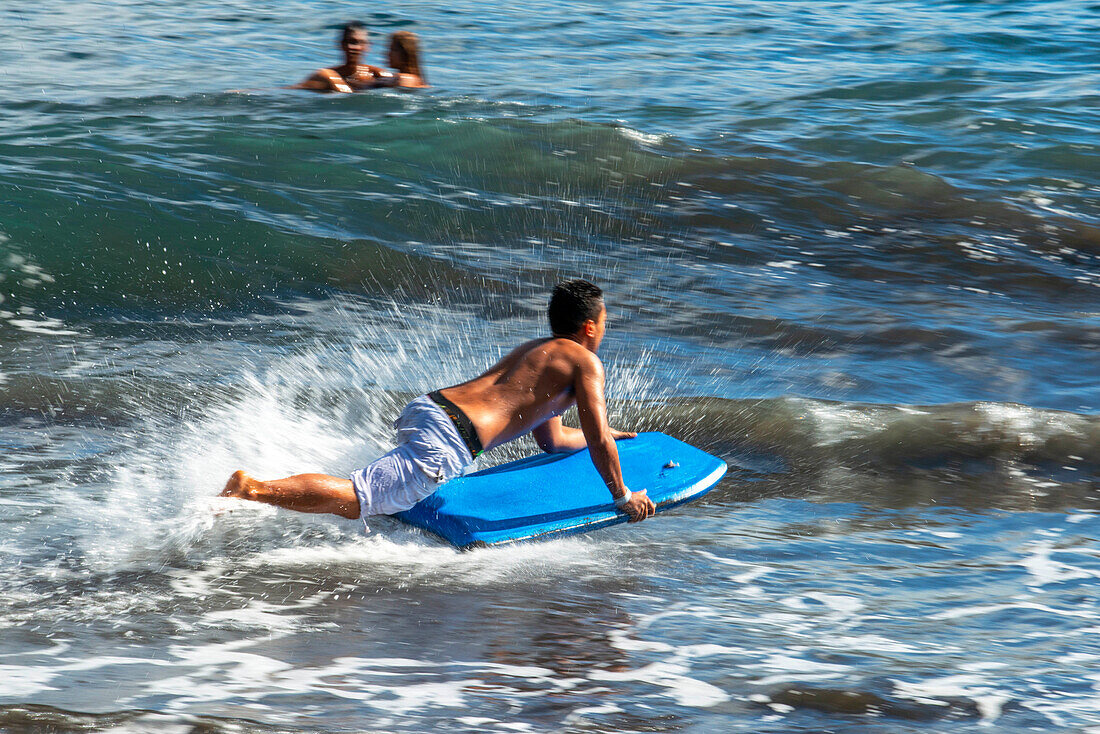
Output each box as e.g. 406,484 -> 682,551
2,1 -> 1100,731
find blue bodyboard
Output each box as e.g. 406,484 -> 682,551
394,432 -> 727,548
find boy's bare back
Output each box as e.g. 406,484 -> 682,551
440,336 -> 601,450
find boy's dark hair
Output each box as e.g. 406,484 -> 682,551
549,280 -> 604,335
341,21 -> 366,41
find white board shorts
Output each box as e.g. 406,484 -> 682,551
350,395 -> 478,520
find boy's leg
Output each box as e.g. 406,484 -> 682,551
221,470 -> 360,519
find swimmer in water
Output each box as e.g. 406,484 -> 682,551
293,21 -> 387,93
372,31 -> 429,89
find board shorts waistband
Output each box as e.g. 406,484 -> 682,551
427,390 -> 484,459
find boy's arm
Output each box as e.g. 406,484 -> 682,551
532,416 -> 636,454
574,355 -> 654,522
532,416 -> 585,453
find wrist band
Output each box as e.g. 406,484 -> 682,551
614,489 -> 632,508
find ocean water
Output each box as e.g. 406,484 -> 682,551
2,0 -> 1100,731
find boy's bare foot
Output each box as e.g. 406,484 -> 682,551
221,470 -> 255,499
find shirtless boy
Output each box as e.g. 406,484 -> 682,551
222,280 -> 657,523
293,21 -> 387,93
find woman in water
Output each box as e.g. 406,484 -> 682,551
294,22 -> 386,93
373,31 -> 429,89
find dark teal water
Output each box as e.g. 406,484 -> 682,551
2,1 -> 1100,732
